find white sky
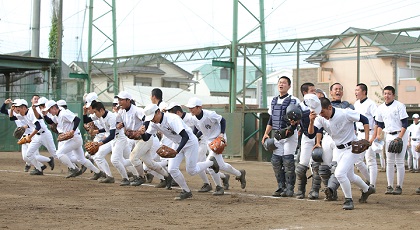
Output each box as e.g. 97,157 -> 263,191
1,0 -> 419,71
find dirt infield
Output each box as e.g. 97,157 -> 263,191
1,151 -> 419,230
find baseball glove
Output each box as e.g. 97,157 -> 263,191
156,145 -> 178,158
17,136 -> 31,145
57,132 -> 74,142
13,127 -> 26,139
274,125 -> 296,141
415,143 -> 420,153
124,129 -> 142,140
351,139 -> 371,154
209,136 -> 227,154
388,137 -> 403,153
84,141 -> 100,155
49,123 -> 59,134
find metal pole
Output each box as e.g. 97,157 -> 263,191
259,0 -> 267,108
31,0 -> 41,57
111,0 -> 119,95
357,35 -> 360,84
230,0 -> 238,113
55,0 -> 63,100
87,0 -> 94,93
296,40 -> 300,96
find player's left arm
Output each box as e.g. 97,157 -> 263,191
358,114 -> 370,141
219,117 -> 226,138
176,129 -> 189,153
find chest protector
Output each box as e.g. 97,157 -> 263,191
271,95 -> 296,130
332,101 -> 354,109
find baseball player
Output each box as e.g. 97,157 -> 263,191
261,76 -> 300,197
308,97 -> 375,210
375,86 -> 409,195
407,114 -> 419,172
42,100 -> 101,178
354,83 -> 378,188
141,103 -> 219,200
186,97 -> 246,195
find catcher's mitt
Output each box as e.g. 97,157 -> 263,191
156,145 -> 178,158
388,137 -> 403,153
17,136 -> 31,145
274,125 -> 296,141
351,139 -> 371,154
57,132 -> 74,142
13,126 -> 26,139
209,136 -> 227,154
84,141 -> 100,155
415,143 -> 420,153
49,123 -> 59,134
124,129 -> 142,140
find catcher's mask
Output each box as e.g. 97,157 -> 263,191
263,138 -> 277,151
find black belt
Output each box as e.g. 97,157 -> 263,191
412,138 -> 419,141
358,129 -> 372,133
36,131 -> 45,135
389,131 -> 400,135
337,141 -> 352,149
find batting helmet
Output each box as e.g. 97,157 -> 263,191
312,147 -> 323,162
263,138 -> 277,152
286,104 -> 302,121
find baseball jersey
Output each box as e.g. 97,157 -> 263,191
87,113 -> 108,138
146,112 -> 196,146
375,100 -> 408,133
313,108 -> 360,146
14,109 -> 48,133
52,108 -> 81,133
191,109 -> 223,141
408,122 -> 420,139
268,95 -> 301,115
354,98 -> 377,132
117,104 -> 144,131
182,112 -> 196,128
94,111 -> 122,135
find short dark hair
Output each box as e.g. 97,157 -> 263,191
330,83 -> 343,91
356,83 -> 368,94
151,88 -> 163,100
32,94 -> 40,99
300,82 -> 315,96
91,101 -> 105,111
169,105 -> 183,114
278,76 -> 291,85
319,97 -> 331,109
383,86 -> 395,95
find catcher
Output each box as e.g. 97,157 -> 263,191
186,97 -> 246,195
308,97 -> 375,210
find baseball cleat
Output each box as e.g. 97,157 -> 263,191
236,170 -> 246,189
48,157 -> 55,170
66,168 -> 80,178
385,186 -> 393,194
155,180 -> 167,188
90,171 -> 104,180
99,176 -> 115,183
29,168 -> 43,175
308,189 -> 319,200
213,185 -> 224,196
416,187 -> 420,194
342,198 -> 354,210
145,173 -> 154,183
24,164 -> 31,172
324,187 -> 338,201
359,185 -> 375,203
120,178 -> 130,186
222,174 -> 230,190
175,190 -> 193,200
130,176 -> 145,186
198,183 -> 212,192
392,186 -> 402,195
209,156 -> 219,173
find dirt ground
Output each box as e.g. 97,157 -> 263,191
0,151 -> 419,230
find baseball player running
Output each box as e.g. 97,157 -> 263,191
186,97 -> 246,195
141,103 -> 219,200
375,86 -> 409,195
408,114 -> 420,172
308,97 -> 375,210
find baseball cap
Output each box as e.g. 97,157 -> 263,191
185,97 -> 202,108
413,113 -> 419,119
143,104 -> 159,121
35,97 -> 48,106
159,101 -> 168,112
12,99 -> 21,105
165,102 -> 181,111
85,92 -> 98,107
116,91 -> 132,100
14,99 -> 28,107
304,93 -> 321,114
57,99 -> 67,107
42,100 -> 57,112
112,98 -> 119,104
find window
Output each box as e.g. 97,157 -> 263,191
107,80 -> 114,93
406,86 -> 416,92
220,68 -> 230,79
163,80 -> 179,88
134,77 -> 152,86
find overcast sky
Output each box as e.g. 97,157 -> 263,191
1,0 -> 419,71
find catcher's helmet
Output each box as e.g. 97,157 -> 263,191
312,147 -> 323,162
263,138 -> 277,152
286,104 -> 302,121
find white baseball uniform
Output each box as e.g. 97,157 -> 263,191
408,121 -> 420,170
